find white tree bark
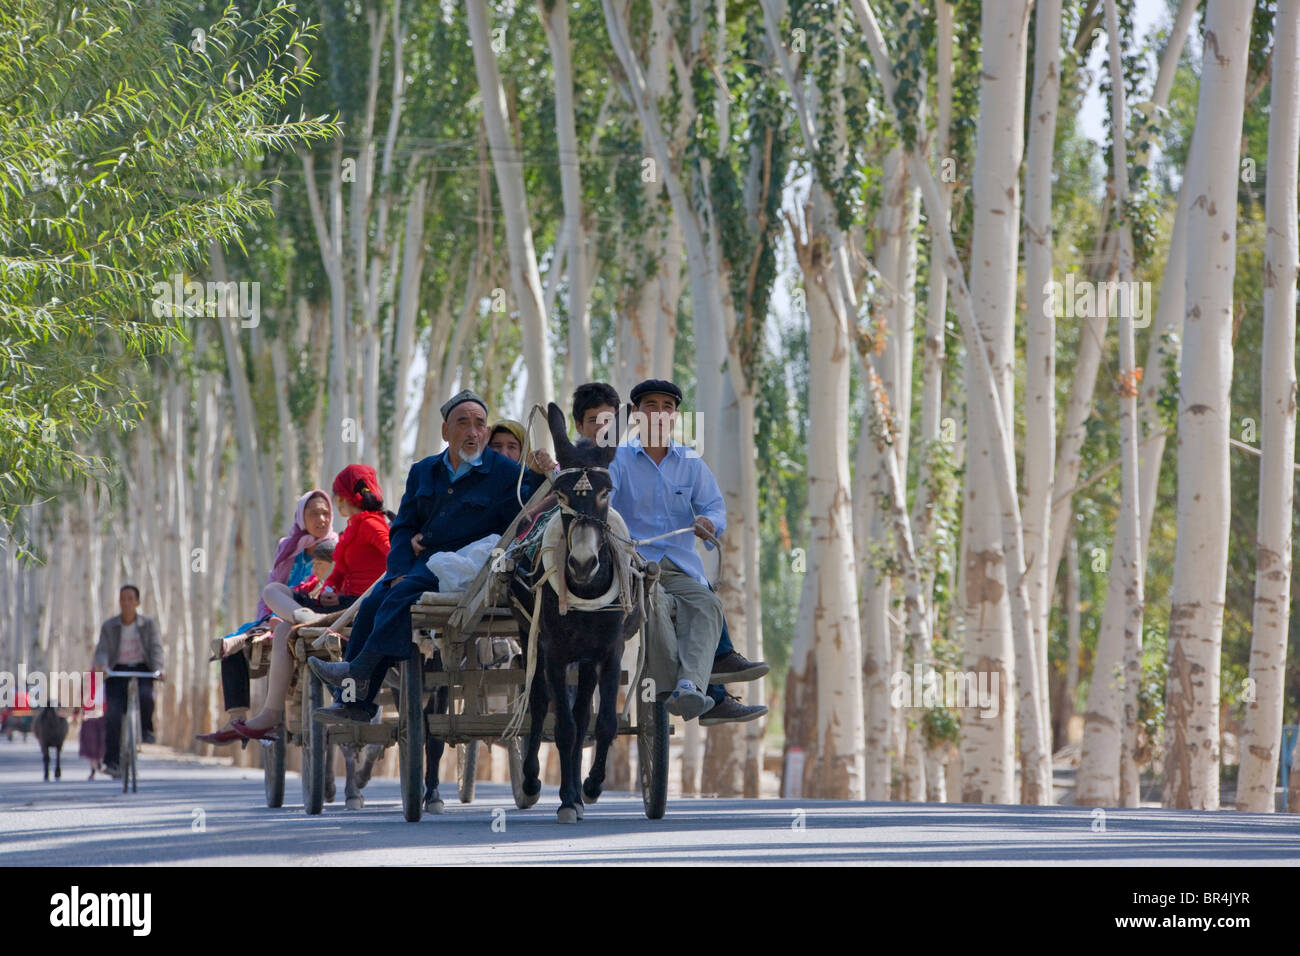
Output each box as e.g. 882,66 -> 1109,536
754,0 -> 868,798
1237,0 -> 1299,813
388,172 -> 429,490
1051,0 -> 1195,602
302,144 -> 350,486
1061,530 -> 1082,744
791,193 -> 867,799
852,417 -> 892,798
605,0 -> 770,793
1079,0 -> 1147,808
873,147 -> 916,798
915,0 -> 954,799
1022,0 -> 1062,754
958,0 -> 1033,804
269,338 -> 299,522
851,0 -> 1052,804
539,0 -> 592,391
467,1 -> 555,415
1163,0 -> 1253,812
211,244 -> 272,565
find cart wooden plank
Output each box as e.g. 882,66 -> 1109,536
422,712 -> 635,739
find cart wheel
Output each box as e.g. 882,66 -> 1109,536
302,671 -> 326,815
131,696 -> 141,793
120,700 -> 133,795
508,737 -> 536,809
457,743 -> 478,803
637,696 -> 668,819
398,656 -> 424,822
263,731 -> 286,808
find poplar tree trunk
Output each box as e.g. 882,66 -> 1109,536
388,174 -> 430,490
467,1 -> 555,416
915,0 -> 955,799
605,0 -> 767,795
958,0 -> 1035,804
539,0 -> 592,391
1061,532 -> 1082,746
1237,0 -> 1299,813
1022,0 -> 1062,754
1050,2 -> 1195,605
1164,0 -> 1253,812
1079,0 -> 1148,808
866,147 -> 907,799
791,191 -> 866,799
211,245 -> 272,565
852,0 -> 1051,803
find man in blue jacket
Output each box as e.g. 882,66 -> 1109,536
310,389 -> 541,721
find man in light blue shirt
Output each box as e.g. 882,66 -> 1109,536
531,381 -> 769,725
609,380 -> 730,720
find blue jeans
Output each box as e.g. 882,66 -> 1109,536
104,664 -> 155,767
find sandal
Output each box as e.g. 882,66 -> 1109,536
196,726 -> 243,744
231,719 -> 281,742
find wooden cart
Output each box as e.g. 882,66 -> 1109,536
291,490 -> 672,823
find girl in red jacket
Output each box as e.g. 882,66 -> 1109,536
229,465 -> 392,741
317,464 -> 392,610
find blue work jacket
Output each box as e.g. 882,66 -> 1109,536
384,447 -> 542,581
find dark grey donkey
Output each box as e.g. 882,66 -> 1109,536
339,734 -> 384,809
508,403 -> 642,823
34,706 -> 68,781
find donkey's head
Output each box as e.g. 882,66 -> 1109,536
546,402 -> 617,587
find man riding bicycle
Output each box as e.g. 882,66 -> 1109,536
92,584 -> 165,778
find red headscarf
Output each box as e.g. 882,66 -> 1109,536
332,464 -> 383,508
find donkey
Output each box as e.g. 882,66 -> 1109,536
34,706 -> 68,781
508,403 -> 641,823
339,739 -> 384,809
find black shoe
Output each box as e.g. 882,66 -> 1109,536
142,731 -> 156,744
308,657 -> 370,701
709,651 -> 770,684
312,701 -> 377,724
699,694 -> 768,726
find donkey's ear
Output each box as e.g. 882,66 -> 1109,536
547,402 -> 576,465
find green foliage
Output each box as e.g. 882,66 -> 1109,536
1153,329 -> 1180,433
0,0 -> 336,537
885,0 -> 935,151
1136,622 -> 1168,767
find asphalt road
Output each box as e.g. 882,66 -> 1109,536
2,737 -> 1298,866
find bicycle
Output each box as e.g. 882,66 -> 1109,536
104,669 -> 162,793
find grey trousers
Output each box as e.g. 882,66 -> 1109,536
644,556 -> 724,695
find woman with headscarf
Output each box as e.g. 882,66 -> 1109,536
197,490 -> 337,744
487,419 -> 527,462
228,466 -> 392,740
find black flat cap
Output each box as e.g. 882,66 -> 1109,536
629,379 -> 683,405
